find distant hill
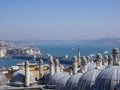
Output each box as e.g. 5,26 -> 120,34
5,38 -> 120,46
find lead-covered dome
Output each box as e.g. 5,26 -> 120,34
0,72 -> 8,85
47,72 -> 69,86
65,73 -> 83,90
77,69 -> 101,90
95,66 -> 120,90
55,75 -> 70,90
10,69 -> 35,85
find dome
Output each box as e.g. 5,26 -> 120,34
47,72 -> 69,86
55,75 -> 70,90
95,66 -> 120,90
65,73 -> 83,90
77,69 -> 101,90
10,69 -> 35,85
43,70 -> 50,83
87,63 -> 96,71
0,72 -> 8,85
78,63 -> 96,72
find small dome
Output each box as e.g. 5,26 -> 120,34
10,69 -> 35,85
77,69 -> 101,90
87,63 -> 96,71
78,63 -> 96,72
47,72 -> 69,86
95,66 -> 120,90
65,73 -> 83,90
43,70 -> 50,83
55,75 -> 70,90
0,72 -> 8,85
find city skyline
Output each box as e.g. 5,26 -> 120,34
0,0 -> 120,40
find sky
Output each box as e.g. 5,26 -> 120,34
0,0 -> 120,40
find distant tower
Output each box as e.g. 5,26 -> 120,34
112,48 -> 119,65
55,59 -> 60,73
78,47 -> 81,63
73,56 -> 78,74
49,56 -> 55,78
81,56 -> 88,73
96,53 -> 103,69
25,61 -> 30,87
39,59 -> 44,79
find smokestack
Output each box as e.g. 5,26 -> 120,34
25,61 -> 30,87
73,56 -> 78,74
39,59 -> 44,79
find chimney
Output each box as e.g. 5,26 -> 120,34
73,56 -> 78,74
104,55 -> 108,65
86,56 -> 91,64
55,59 -> 60,73
96,53 -> 103,69
39,59 -> 44,79
108,55 -> 113,65
112,48 -> 119,65
81,56 -> 87,73
25,61 -> 30,87
49,56 -> 55,78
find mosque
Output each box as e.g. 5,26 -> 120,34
0,48 -> 120,90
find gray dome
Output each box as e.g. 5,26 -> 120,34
43,70 -> 50,83
55,75 -> 70,90
65,73 -> 83,90
47,72 -> 69,86
78,63 -> 96,72
10,69 -> 35,84
77,69 -> 101,90
0,72 -> 8,85
95,66 -> 120,90
87,63 -> 96,71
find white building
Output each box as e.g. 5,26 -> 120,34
0,48 -> 6,58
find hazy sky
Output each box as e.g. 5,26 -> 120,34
0,0 -> 120,40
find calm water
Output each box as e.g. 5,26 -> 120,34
0,44 -> 119,68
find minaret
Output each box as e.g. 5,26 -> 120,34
25,61 -> 30,87
81,56 -> 87,73
112,48 -> 119,65
39,59 -> 44,79
55,59 -> 60,73
73,56 -> 78,74
96,53 -> 103,69
108,55 -> 113,65
77,47 -> 81,64
49,56 -> 55,78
